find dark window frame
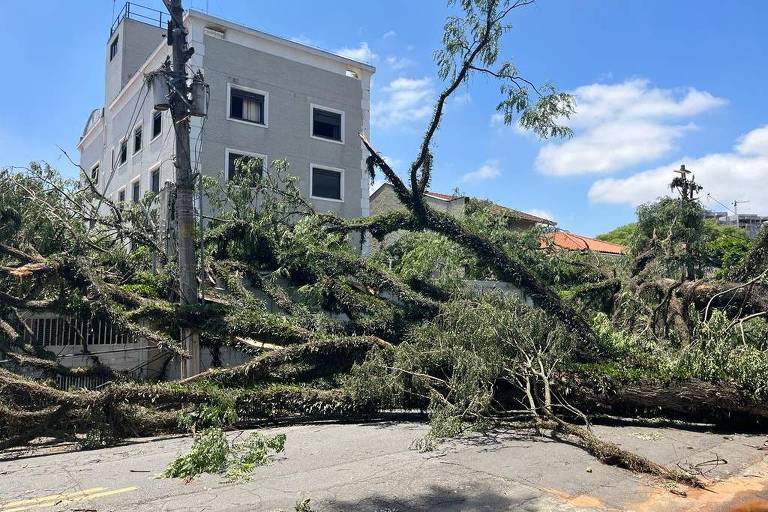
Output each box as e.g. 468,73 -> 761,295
109,36 -> 119,61
311,106 -> 343,143
151,111 -> 162,139
131,180 -> 140,203
150,168 -> 161,194
133,125 -> 143,153
118,140 -> 127,166
118,189 -> 126,204
228,86 -> 266,125
310,165 -> 343,201
226,150 -> 265,182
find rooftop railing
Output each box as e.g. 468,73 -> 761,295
111,2 -> 170,35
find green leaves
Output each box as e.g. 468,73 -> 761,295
162,427 -> 286,481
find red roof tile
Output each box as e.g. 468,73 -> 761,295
542,231 -> 626,255
425,191 -> 462,201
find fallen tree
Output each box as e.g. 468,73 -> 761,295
2,0 -> 767,492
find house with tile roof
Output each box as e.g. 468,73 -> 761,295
369,183 -> 555,232
541,230 -> 626,256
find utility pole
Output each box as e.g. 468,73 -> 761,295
671,164 -> 702,202
162,0 -> 200,378
670,164 -> 702,281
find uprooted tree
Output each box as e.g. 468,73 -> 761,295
1,0 -> 767,489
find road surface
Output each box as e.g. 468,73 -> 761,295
2,421 -> 768,511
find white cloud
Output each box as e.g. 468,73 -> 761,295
382,30 -> 397,39
736,126 -> 768,156
385,56 -> 414,70
461,159 -> 501,183
525,209 -> 555,222
536,79 -> 727,176
588,125 -> 768,215
372,77 -> 434,129
334,42 -> 377,63
490,112 -> 505,127
451,92 -> 471,106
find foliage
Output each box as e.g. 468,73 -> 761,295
631,197 -> 705,278
433,0 -> 575,140
346,291 -> 574,436
596,223 -> 635,246
702,219 -> 750,277
370,231 -> 476,290
163,427 -> 286,480
612,212 -> 748,277
589,310 -> 768,400
178,390 -> 238,432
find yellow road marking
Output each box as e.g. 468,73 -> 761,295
3,488 -> 106,508
2,486 -> 137,512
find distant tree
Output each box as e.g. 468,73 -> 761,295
703,219 -> 750,277
596,223 -> 635,246
631,196 -> 705,279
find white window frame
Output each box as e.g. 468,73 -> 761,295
310,103 -> 345,145
309,163 -> 345,203
225,148 -> 268,181
226,83 -> 269,128
150,110 -> 163,142
117,186 -> 127,204
148,162 -> 162,194
132,122 -> 144,156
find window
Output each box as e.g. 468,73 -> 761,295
132,181 -> 140,203
311,106 -> 343,142
118,140 -> 127,166
311,166 -> 343,201
133,125 -> 142,153
90,163 -> 99,185
109,36 -> 119,61
229,86 -> 266,125
152,111 -> 162,139
151,168 -> 161,194
227,150 -> 265,182
118,189 -> 126,204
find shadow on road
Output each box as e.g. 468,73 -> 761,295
323,484 -> 541,512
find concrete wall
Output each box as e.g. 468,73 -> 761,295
105,19 -> 165,106
198,33 -> 367,218
368,184 -> 468,249
81,31 -> 173,204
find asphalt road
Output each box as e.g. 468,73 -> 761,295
2,422 -> 768,511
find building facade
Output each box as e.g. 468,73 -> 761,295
78,5 -> 374,220
705,210 -> 768,239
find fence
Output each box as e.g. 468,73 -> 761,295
55,372 -> 112,391
15,313 -> 136,347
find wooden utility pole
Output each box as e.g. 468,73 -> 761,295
670,164 -> 703,281
163,0 -> 200,377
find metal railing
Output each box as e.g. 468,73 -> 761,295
15,313 -> 136,347
111,2 -> 170,35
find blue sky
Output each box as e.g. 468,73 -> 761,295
1,1 -> 766,236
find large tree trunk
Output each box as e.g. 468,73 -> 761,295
552,373 -> 768,428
